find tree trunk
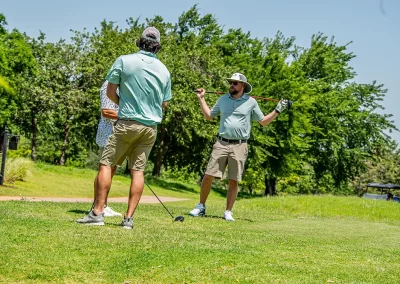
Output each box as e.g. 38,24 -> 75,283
31,111 -> 37,161
264,177 -> 277,196
152,125 -> 167,176
0,127 -> 4,151
59,119 -> 70,166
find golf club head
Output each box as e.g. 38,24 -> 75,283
287,100 -> 293,110
174,216 -> 185,222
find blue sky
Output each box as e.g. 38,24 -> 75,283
2,0 -> 399,143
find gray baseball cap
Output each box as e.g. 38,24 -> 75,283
226,73 -> 252,94
141,27 -> 161,43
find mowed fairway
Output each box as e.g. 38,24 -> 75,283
1,165 -> 400,283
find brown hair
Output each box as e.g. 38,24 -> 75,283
137,37 -> 162,54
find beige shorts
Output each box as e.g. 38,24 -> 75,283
100,120 -> 157,171
99,147 -> 105,159
204,140 -> 248,182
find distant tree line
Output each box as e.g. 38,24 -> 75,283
0,6 -> 399,195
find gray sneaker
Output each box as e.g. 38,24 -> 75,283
120,217 -> 133,230
76,210 -> 105,226
189,203 -> 206,217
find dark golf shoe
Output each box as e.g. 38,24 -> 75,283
120,217 -> 134,230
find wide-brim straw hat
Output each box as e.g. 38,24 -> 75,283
225,73 -> 252,94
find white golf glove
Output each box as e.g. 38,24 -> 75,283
275,99 -> 291,114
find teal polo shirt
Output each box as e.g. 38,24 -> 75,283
210,93 -> 264,140
105,50 -> 172,126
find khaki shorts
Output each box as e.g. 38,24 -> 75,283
204,140 -> 248,182
100,120 -> 157,171
99,147 -> 105,159
99,147 -> 123,168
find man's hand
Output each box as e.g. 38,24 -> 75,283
194,88 -> 205,99
102,109 -> 118,120
194,88 -> 212,120
275,99 -> 292,114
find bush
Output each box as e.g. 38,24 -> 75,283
85,149 -> 101,170
4,157 -> 34,183
240,168 -> 265,195
160,165 -> 200,184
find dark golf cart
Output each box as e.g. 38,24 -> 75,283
363,183 -> 400,202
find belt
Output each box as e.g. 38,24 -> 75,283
118,118 -> 137,121
116,118 -> 156,129
218,136 -> 247,144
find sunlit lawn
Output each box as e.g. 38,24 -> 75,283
1,164 -> 400,283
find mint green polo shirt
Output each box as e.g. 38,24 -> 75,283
105,50 -> 172,126
210,93 -> 264,140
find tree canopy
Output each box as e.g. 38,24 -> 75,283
0,7 -> 398,195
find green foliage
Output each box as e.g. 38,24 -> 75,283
0,8 -> 398,194
159,165 -> 201,184
353,144 -> 400,194
0,76 -> 12,93
84,149 -> 101,170
0,17 -> 36,128
240,168 -> 265,195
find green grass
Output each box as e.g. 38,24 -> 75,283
1,164 -> 400,283
0,163 -> 204,199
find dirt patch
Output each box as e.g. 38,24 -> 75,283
0,196 -> 187,204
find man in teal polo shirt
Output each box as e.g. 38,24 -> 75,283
77,27 -> 172,229
190,73 -> 290,221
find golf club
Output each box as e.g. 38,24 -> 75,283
193,90 -> 294,110
193,90 -> 281,102
144,182 -> 185,222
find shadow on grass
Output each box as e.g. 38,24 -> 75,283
211,185 -> 263,200
188,214 -> 255,223
68,209 -> 89,214
119,173 -> 263,200
144,175 -> 197,193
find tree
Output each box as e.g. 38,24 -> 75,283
16,33 -> 57,161
0,14 -> 36,143
1,9 -> 398,195
242,32 -> 314,195
297,33 -> 397,191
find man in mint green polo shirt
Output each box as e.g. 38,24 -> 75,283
190,73 -> 290,221
77,27 -> 172,229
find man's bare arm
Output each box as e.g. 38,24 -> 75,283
258,110 -> 279,127
107,83 -> 119,105
258,98 -> 292,127
196,88 -> 212,120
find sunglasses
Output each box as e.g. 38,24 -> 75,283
229,81 -> 240,86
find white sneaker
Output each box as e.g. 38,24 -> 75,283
103,205 -> 122,217
189,203 -> 206,217
224,210 -> 235,222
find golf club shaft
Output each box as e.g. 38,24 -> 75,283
196,90 -> 280,102
205,91 -> 225,94
144,181 -> 174,219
